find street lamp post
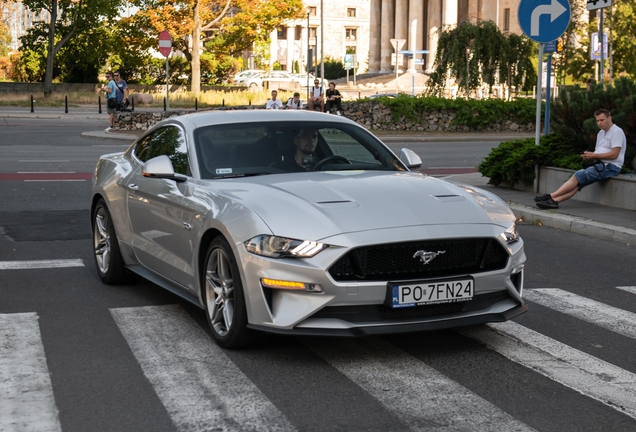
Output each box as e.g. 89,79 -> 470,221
320,0 -> 324,82
307,12 -> 310,101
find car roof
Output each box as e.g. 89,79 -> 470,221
159,110 -> 359,130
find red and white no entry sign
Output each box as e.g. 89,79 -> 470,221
158,31 -> 172,57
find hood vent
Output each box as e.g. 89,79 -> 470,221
432,194 -> 465,202
314,200 -> 359,208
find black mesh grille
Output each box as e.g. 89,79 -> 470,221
328,238 -> 508,282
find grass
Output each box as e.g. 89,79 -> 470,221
0,88 -> 299,108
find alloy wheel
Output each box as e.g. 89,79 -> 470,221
205,248 -> 235,337
94,208 -> 111,275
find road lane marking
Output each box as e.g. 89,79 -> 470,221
617,286 -> 636,295
110,305 -> 296,432
525,288 -> 636,340
0,313 -> 62,432
0,259 -> 84,270
18,160 -> 70,163
24,180 -> 86,182
459,321 -> 636,420
303,336 -> 535,432
18,172 -> 76,174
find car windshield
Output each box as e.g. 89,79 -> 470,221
194,121 -> 405,179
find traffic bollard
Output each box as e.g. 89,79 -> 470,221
31,95 -> 34,113
98,96 -> 102,114
195,98 -> 198,111
65,95 -> 68,114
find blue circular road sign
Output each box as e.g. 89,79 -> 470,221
518,0 -> 571,43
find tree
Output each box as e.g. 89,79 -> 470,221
130,0 -> 304,92
611,0 -> 636,79
22,0 -> 125,94
0,18 -> 11,57
426,20 -> 535,98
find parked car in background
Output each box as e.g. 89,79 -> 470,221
294,73 -> 329,89
243,71 -> 298,89
233,70 -> 263,85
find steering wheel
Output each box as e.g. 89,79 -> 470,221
314,155 -> 351,170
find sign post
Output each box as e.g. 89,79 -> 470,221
518,0 -> 570,192
390,39 -> 406,94
158,31 -> 172,111
587,0 -> 612,89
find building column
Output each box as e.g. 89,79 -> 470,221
379,0 -> 395,73
426,0 -> 441,72
408,0 -> 424,72
394,0 -> 408,72
443,0 -> 458,27
369,0 -> 382,72
286,26 -> 295,72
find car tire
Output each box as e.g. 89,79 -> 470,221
92,199 -> 138,285
249,82 -> 258,89
203,237 -> 259,349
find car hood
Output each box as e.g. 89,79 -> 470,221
207,171 -> 515,240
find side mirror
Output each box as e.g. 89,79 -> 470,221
142,155 -> 186,182
399,148 -> 422,170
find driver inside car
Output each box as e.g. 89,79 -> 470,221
274,128 -> 319,172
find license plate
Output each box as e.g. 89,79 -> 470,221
390,278 -> 474,308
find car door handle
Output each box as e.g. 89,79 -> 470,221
128,184 -> 138,191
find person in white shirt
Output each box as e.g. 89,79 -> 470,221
535,109 -> 626,209
265,90 -> 284,110
286,92 -> 303,110
309,80 -> 324,112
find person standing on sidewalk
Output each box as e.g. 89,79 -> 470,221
113,72 -> 128,110
535,109 -> 626,209
104,72 -> 117,132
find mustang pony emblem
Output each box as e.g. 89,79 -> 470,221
413,250 -> 446,265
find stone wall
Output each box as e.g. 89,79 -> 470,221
115,101 -> 537,133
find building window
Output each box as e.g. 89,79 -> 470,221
503,8 -> 510,31
345,28 -> 357,41
277,26 -> 287,39
295,25 -> 302,40
347,8 -> 356,18
309,27 -> 317,42
308,6 -> 316,16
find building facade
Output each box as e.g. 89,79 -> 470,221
369,0 -> 522,73
268,0 -> 371,73
1,0 -> 50,52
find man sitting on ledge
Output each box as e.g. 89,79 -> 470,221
535,109 -> 626,209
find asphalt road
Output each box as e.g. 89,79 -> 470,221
1,117 -> 635,432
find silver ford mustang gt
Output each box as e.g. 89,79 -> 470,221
91,110 -> 527,348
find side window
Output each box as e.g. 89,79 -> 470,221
320,129 -> 381,166
134,126 -> 190,175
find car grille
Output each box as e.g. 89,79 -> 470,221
328,238 -> 508,282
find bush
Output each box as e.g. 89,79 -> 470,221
371,96 -> 538,130
478,134 -> 584,186
315,57 -> 346,80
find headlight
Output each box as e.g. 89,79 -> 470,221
245,235 -> 327,258
498,224 -> 520,244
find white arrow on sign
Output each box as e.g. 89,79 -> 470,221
530,0 -> 567,36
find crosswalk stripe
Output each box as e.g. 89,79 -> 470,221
0,313 -> 62,432
110,305 -> 296,432
617,286 -> 636,295
303,336 -> 535,432
524,288 -> 636,340
459,321 -> 636,420
0,259 -> 84,270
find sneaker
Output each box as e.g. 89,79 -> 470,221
534,193 -> 551,202
536,196 -> 559,209
336,111 -> 342,116
105,127 -> 113,132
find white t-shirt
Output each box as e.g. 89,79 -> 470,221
310,86 -> 323,98
266,99 -> 284,110
596,124 -> 626,168
286,98 -> 303,109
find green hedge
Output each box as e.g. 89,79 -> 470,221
367,95 -> 538,130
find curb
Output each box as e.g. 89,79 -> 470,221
81,131 -> 138,142
509,203 -> 636,245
